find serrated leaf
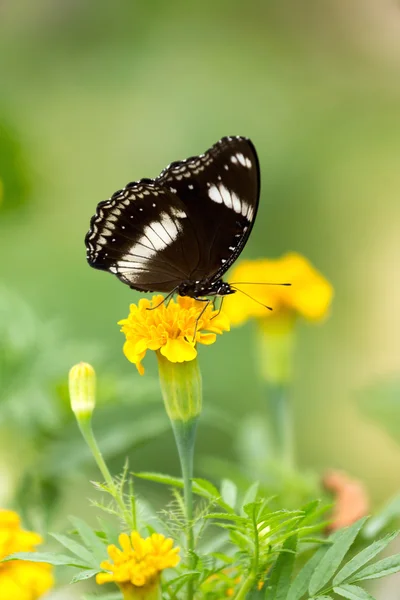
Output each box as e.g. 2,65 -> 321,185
363,495 -> 400,539
333,584 -> 375,600
241,482 -> 259,512
308,518 -> 368,596
243,501 -> 259,518
164,571 -> 201,591
287,545 -> 330,600
50,533 -> 97,567
69,516 -> 107,563
203,513 -> 246,522
192,478 -> 221,498
134,472 -> 183,487
2,551 -> 89,568
351,553 -> 400,581
265,535 -> 297,600
334,531 -> 398,585
70,569 -> 99,583
221,479 -> 237,508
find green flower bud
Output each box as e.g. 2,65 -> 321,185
68,362 -> 96,420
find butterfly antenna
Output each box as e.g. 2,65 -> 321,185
230,281 -> 291,286
231,286 -> 273,311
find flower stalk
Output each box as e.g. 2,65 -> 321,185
69,362 -> 133,528
256,319 -> 295,468
157,353 -> 202,599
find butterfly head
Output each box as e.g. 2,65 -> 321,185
178,278 -> 236,299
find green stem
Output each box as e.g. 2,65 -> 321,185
157,355 -> 202,600
233,572 -> 257,600
171,418 -> 198,567
256,322 -> 295,468
78,417 -> 133,528
234,504 -> 260,600
266,383 -> 293,468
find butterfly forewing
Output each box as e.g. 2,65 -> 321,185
85,136 -> 260,294
157,136 -> 260,281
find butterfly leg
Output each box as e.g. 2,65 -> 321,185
191,298 -> 211,342
211,296 -> 224,320
146,287 -> 178,311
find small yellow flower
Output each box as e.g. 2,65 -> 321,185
0,509 -> 53,600
118,295 -> 230,374
225,253 -> 333,327
96,531 -> 180,598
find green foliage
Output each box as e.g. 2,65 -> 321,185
7,466 -> 400,600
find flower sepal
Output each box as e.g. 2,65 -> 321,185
120,580 -> 161,600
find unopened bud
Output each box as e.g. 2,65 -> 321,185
68,362 -> 96,419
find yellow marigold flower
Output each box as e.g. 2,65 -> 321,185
118,295 -> 230,375
0,509 -> 53,600
96,531 -> 180,598
225,253 -> 333,327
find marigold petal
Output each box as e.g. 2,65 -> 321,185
119,294 -> 229,370
197,332 -> 217,345
160,337 -> 197,363
96,572 -> 114,584
225,253 -> 333,326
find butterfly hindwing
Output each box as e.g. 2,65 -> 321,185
85,180 -> 201,292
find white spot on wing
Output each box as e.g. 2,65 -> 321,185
231,192 -> 241,214
236,153 -> 246,167
170,206 -> 187,218
219,184 -> 232,209
245,157 -> 252,168
208,185 -> 223,204
160,211 -> 182,240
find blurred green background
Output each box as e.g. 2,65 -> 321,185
1,0 -> 400,536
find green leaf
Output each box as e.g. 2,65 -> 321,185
241,482 -> 259,512
70,569 -> 100,583
192,478 -> 221,498
333,584 -> 375,600
134,472 -> 183,487
69,516 -> 107,563
50,533 -> 97,567
333,531 -> 398,585
265,535 -> 297,600
351,553 -> 400,581
221,479 -> 237,508
2,551 -> 89,568
363,495 -> 400,539
308,518 -> 368,596
203,513 -> 246,522
287,546 -> 330,600
164,571 -> 201,592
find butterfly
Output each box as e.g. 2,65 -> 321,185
85,136 -> 260,300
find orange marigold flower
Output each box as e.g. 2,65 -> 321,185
224,253 -> 333,327
0,509 -> 53,600
324,470 -> 370,532
96,531 -> 180,598
118,295 -> 230,374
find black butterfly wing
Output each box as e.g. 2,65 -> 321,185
156,135 -> 260,282
85,136 -> 260,293
85,180 -> 202,293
